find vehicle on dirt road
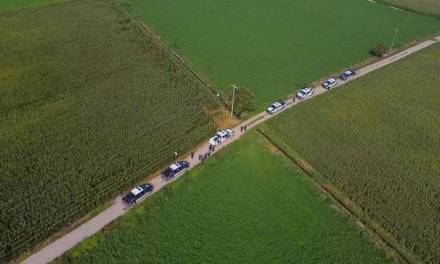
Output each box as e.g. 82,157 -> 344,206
209,136 -> 222,146
122,183 -> 154,206
225,129 -> 235,138
339,70 -> 357,80
322,78 -> 338,89
209,129 -> 234,146
161,161 -> 190,180
296,87 -> 314,99
266,100 -> 286,114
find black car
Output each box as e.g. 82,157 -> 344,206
339,70 -> 357,81
161,161 -> 190,180
122,183 -> 154,206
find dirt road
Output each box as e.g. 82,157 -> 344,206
22,35 -> 440,264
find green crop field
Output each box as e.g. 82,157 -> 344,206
262,44 -> 440,263
0,0 -> 64,10
122,0 -> 440,106
62,132 -> 391,263
378,0 -> 440,17
0,0 -> 219,261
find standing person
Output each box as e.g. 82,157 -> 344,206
240,126 -> 243,132
191,152 -> 194,159
244,125 -> 247,131
212,146 -> 215,152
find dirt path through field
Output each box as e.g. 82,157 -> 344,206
22,35 -> 440,264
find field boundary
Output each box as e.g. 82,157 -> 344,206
256,127 -> 421,264
374,0 -> 440,19
112,0 -> 229,107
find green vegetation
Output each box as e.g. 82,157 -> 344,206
228,87 -> 256,118
122,0 -> 440,106
0,0 -> 64,10
64,132 -> 390,263
0,0 -> 219,261
263,44 -> 440,263
378,0 -> 440,17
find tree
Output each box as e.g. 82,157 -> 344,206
228,87 -> 256,118
370,44 -> 388,57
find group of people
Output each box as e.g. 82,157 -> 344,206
197,147 -> 215,162
240,125 -> 247,132
191,144 -> 217,162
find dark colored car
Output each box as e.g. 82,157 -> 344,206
339,70 -> 357,81
161,161 -> 190,180
122,183 -> 154,206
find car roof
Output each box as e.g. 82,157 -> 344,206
217,130 -> 228,136
169,163 -> 180,170
131,187 -> 143,196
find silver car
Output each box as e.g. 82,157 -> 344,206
296,87 -> 314,99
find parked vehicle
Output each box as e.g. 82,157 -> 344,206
209,129 -> 234,146
209,135 -> 222,146
225,129 -> 234,138
266,100 -> 286,114
322,78 -> 338,89
339,70 -> 357,80
122,183 -> 154,206
161,161 -> 190,180
296,87 -> 314,99
215,130 -> 229,142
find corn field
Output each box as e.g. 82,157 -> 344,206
0,0 -> 219,261
264,44 -> 440,263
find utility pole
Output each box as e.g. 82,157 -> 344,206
231,84 -> 237,117
389,27 -> 399,55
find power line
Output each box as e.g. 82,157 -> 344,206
230,84 -> 238,116
389,27 -> 399,55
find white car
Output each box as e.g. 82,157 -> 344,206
322,78 -> 338,89
215,130 -> 229,142
296,87 -> 314,99
209,129 -> 234,146
209,136 -> 222,146
225,129 -> 234,137
266,100 -> 286,114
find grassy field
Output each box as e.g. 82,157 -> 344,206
122,0 -> 440,106
262,44 -> 440,263
0,0 -> 64,10
62,132 -> 391,263
378,0 -> 440,17
0,0 -> 219,261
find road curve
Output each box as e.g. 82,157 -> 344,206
22,35 -> 440,264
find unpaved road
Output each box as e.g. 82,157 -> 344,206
22,35 -> 440,264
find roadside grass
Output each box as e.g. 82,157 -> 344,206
121,0 -> 440,107
0,0 -> 219,261
62,132 -> 392,264
377,0 -> 440,17
0,0 -> 65,10
262,43 -> 440,263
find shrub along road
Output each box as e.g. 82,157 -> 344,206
22,35 -> 440,264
